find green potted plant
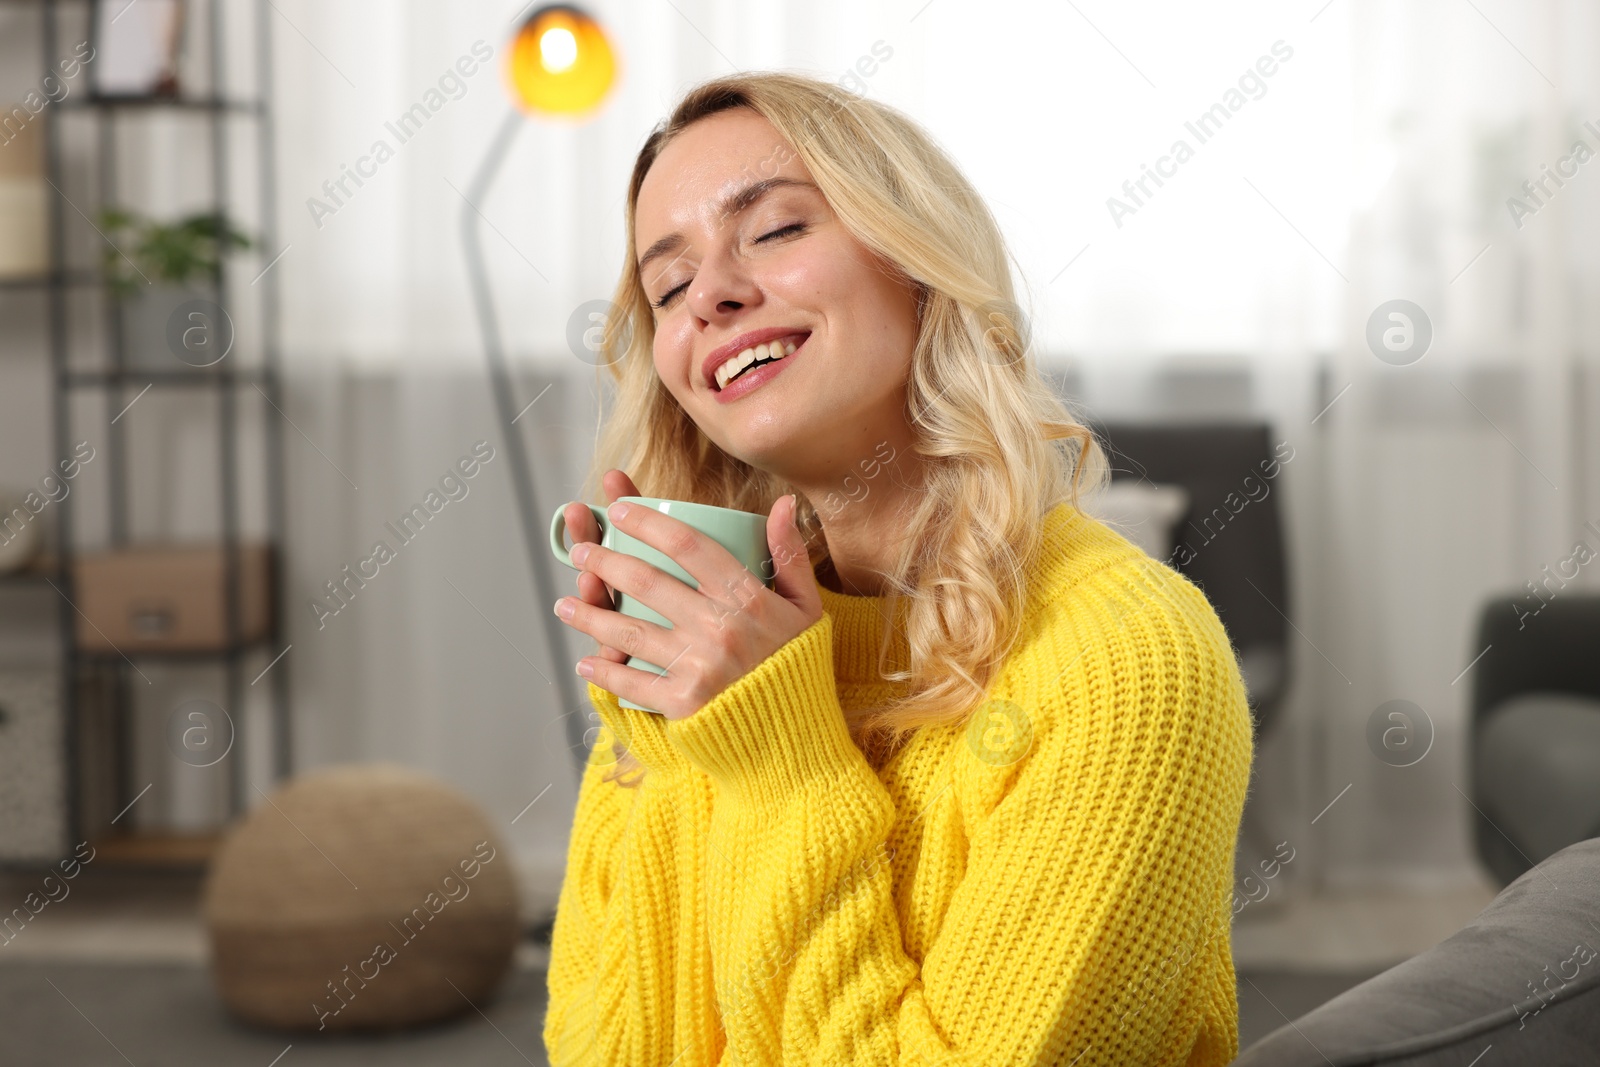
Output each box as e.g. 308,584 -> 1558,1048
97,208 -> 253,367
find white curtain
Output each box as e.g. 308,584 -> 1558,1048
1283,0 -> 1600,893
256,0 -> 1600,918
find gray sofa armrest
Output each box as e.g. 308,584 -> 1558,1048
1231,836 -> 1600,1065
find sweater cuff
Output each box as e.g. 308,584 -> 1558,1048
664,613 -> 872,810
587,680 -> 694,779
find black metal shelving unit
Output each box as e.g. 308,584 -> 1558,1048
3,0 -> 290,864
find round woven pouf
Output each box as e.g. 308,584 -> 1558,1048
203,763 -> 520,1033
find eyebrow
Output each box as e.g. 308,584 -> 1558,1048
636,176 -> 817,276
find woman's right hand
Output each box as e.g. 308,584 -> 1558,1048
560,469 -> 642,667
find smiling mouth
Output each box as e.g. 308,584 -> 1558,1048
713,333 -> 809,391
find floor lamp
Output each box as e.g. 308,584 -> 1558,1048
460,5 -> 618,779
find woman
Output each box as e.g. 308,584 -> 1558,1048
544,71 -> 1254,1066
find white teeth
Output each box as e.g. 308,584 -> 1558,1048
715,336 -> 803,390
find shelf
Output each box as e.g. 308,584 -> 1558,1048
61,96 -> 265,115
72,638 -> 279,664
0,555 -> 61,585
0,269 -> 102,290
11,0 -> 291,852
64,366 -> 274,387
89,831 -> 221,870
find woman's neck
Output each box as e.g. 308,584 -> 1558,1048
791,429 -> 925,599
815,550 -> 889,597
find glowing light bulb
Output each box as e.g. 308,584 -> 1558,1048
506,5 -> 617,116
540,27 -> 578,73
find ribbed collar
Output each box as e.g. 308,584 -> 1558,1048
815,502 -> 1091,685
816,581 -> 913,684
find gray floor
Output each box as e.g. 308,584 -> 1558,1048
0,869 -> 1388,1062
2,958 -> 553,1066
0,956 -> 1375,1064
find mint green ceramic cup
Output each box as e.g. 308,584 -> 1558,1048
549,496 -> 774,714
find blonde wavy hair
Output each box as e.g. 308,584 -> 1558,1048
583,71 -> 1108,787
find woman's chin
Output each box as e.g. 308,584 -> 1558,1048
716,416 -> 815,470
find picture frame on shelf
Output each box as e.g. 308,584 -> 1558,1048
89,0 -> 185,99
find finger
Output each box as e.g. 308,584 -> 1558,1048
576,538 -> 703,629
560,593 -> 677,674
561,500 -> 624,661
568,498 -> 621,614
576,655 -> 684,720
602,500 -> 739,609
576,568 -> 615,610
768,493 -> 822,615
562,500 -> 619,605
564,500 -> 600,548
576,570 -> 629,663
602,468 -> 642,503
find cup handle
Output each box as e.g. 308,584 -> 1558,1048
550,503 -> 611,568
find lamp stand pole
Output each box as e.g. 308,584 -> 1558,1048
461,106 -> 591,780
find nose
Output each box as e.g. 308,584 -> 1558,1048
684,243 -> 760,323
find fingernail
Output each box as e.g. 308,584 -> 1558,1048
555,598 -> 575,620
576,660 -> 594,678
610,502 -> 630,521
571,543 -> 591,565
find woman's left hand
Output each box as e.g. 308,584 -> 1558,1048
553,493 -> 823,721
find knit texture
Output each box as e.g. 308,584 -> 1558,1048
544,503 -> 1255,1066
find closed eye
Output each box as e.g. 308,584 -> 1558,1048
758,222 -> 806,242
648,223 -> 808,310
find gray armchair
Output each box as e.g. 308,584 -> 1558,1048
1231,836 -> 1600,1065
1469,593 -> 1600,887
1232,597 -> 1600,1064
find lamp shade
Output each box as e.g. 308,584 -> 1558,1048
506,5 -> 617,117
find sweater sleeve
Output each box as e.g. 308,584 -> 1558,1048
543,743 -> 633,1063
543,684 -> 718,1066
661,589 -> 1255,1066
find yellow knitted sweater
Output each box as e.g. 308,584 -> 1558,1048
544,502 -> 1255,1066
